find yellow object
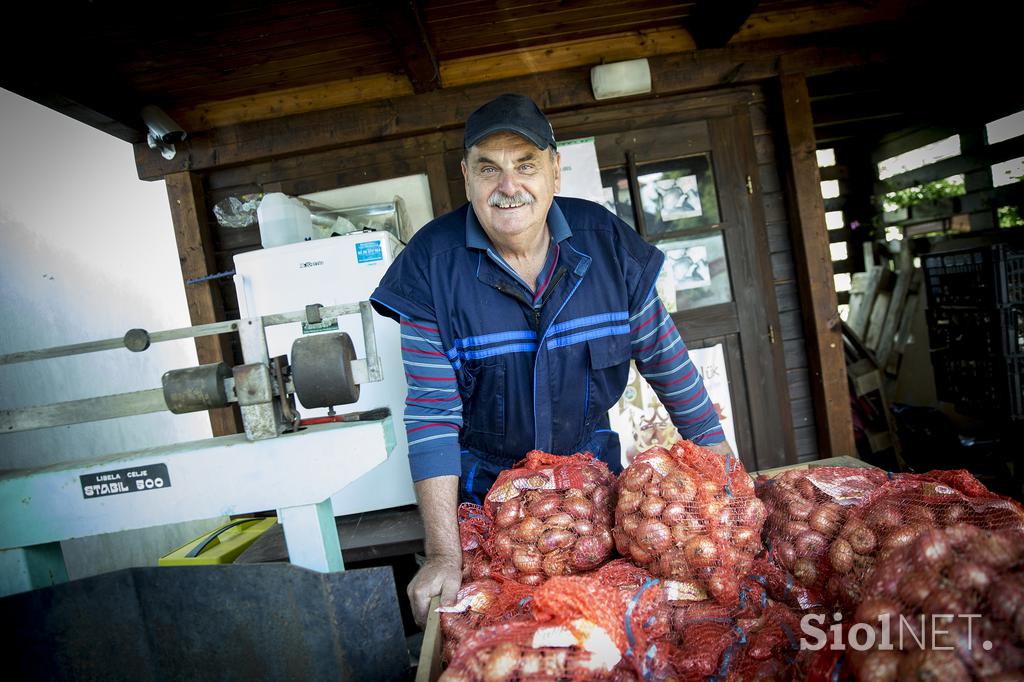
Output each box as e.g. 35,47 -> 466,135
159,517 -> 277,566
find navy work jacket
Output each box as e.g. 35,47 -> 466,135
370,197 -> 664,471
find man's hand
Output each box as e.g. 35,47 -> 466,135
408,554 -> 462,628
410,475 -> 462,629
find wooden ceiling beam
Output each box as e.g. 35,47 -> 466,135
134,27 -> 894,180
384,1 -> 441,94
686,0 -> 760,49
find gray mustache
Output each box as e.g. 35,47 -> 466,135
488,191 -> 535,207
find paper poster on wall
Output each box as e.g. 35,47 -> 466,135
556,137 -> 604,204
608,343 -> 737,466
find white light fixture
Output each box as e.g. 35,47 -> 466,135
590,58 -> 652,101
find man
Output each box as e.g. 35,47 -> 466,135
370,94 -> 731,627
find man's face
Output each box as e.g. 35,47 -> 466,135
461,131 -> 561,245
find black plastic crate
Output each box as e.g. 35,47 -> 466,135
1010,356 -> 1024,420
923,244 -> 1024,308
927,305 -> 1022,357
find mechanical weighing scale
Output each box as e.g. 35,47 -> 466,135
0,300 -> 395,597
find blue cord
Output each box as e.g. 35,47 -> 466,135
185,270 -> 235,285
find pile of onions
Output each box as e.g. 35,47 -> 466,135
847,526 -> 1024,681
439,576 -> 642,682
757,467 -> 890,603
824,470 -> 1024,609
611,440 -> 765,605
483,451 -> 616,584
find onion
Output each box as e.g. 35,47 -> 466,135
640,495 -> 666,519
537,528 -> 574,554
542,550 -> 568,577
787,498 -> 814,520
923,587 -> 972,616
527,493 -> 561,519
565,493 -> 598,520
866,502 -> 903,532
518,573 -> 544,586
661,472 -> 698,502
570,535 -> 608,570
829,538 -> 855,574
631,543 -> 653,566
495,499 -> 521,528
941,503 -> 969,526
808,503 -> 845,538
637,519 -> 673,552
683,535 -> 719,569
947,561 -> 994,595
491,531 -> 515,559
794,529 -> 829,556
784,520 -> 812,538
903,506 -> 937,527
990,576 -> 1024,623
545,512 -> 574,529
792,558 -> 818,587
795,477 -> 818,500
621,512 -> 641,536
846,523 -> 878,555
913,530 -> 952,567
591,485 -> 610,512
661,501 -> 690,525
854,597 -> 902,625
881,526 -> 923,555
897,573 -> 934,608
514,516 -> 544,543
571,518 -> 595,537
511,546 -> 543,574
617,489 -> 643,514
643,480 -> 662,498
774,540 -> 797,568
624,465 -> 653,492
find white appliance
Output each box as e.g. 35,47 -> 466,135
233,231 -> 414,516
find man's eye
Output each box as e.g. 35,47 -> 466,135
479,166 -> 497,174
519,164 -> 536,173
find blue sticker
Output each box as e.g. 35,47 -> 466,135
355,240 -> 383,264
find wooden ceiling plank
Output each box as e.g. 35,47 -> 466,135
134,27 -> 891,179
440,27 -> 697,88
383,1 -> 441,94
174,73 -> 415,132
686,0 -> 760,49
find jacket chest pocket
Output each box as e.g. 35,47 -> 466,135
584,334 -> 632,426
462,359 -> 506,437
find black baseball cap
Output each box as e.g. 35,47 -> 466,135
463,94 -> 556,151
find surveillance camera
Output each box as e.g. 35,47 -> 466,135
140,105 -> 186,145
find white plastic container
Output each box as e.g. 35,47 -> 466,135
256,193 -> 314,248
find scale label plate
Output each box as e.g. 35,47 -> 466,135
355,240 -> 383,264
80,463 -> 171,499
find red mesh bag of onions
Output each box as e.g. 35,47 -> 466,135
843,525 -> 1024,682
756,466 -> 892,608
822,469 -> 1024,610
484,450 -> 616,585
612,440 -> 766,605
439,578 -> 536,664
460,503 -> 494,582
438,575 -> 647,682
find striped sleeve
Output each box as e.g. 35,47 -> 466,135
629,291 -> 725,446
400,318 -> 463,481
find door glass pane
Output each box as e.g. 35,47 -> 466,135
637,154 -> 720,235
655,233 -> 732,311
599,167 -> 635,228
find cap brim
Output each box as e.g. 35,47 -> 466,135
465,124 -> 552,150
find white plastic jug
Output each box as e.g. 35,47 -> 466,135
256,193 -> 314,248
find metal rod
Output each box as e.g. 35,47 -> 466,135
359,301 -> 383,382
0,302 -> 364,367
0,389 -> 169,434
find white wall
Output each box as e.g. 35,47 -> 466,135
0,88 -> 225,580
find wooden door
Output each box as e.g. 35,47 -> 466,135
555,92 -> 795,471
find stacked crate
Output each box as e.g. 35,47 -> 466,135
922,243 -> 1024,419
